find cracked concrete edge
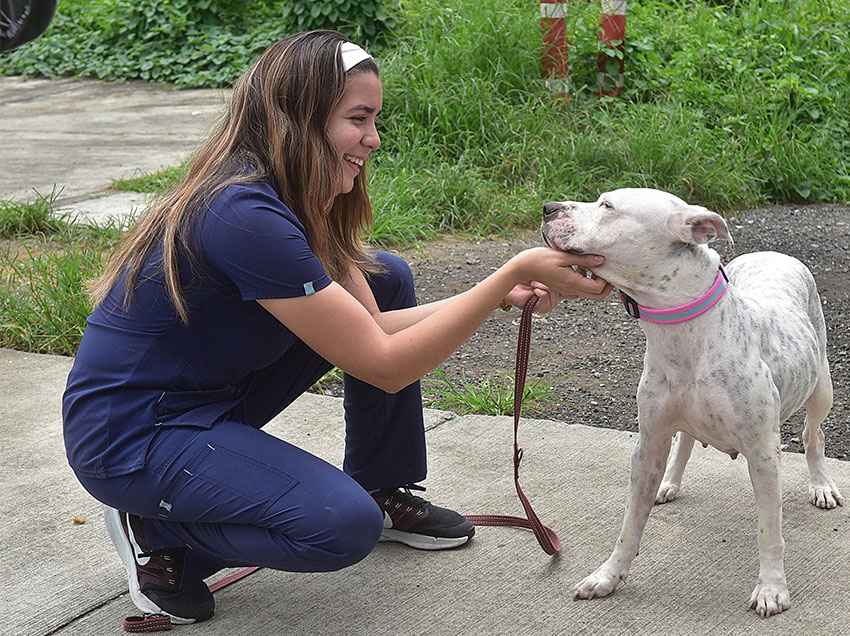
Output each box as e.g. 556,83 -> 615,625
423,407 -> 457,431
39,592 -> 130,636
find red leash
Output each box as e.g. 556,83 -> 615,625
207,565 -> 261,592
465,296 -> 561,555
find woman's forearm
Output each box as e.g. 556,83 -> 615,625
375,293 -> 473,334
377,263 -> 519,391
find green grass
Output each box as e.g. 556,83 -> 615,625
0,195 -> 126,355
285,365 -> 555,417
368,0 -> 849,231
89,0 -> 850,247
0,191 -> 65,238
112,162 -> 189,193
426,370 -> 554,417
309,367 -> 344,395
0,245 -> 104,355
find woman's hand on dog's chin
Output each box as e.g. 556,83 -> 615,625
508,247 -> 612,301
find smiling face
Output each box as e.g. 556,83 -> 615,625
326,71 -> 383,198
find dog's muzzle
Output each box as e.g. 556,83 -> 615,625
543,202 -> 563,223
541,202 -> 565,248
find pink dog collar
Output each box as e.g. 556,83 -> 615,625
620,268 -> 729,325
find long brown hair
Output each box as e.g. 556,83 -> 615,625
89,30 -> 380,322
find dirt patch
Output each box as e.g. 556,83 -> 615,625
395,203 -> 850,462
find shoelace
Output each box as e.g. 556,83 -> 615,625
135,551 -> 179,587
380,486 -> 431,522
396,486 -> 429,507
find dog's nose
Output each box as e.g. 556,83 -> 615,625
543,202 -> 563,222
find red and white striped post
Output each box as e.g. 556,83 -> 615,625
540,0 -> 569,98
596,0 -> 627,96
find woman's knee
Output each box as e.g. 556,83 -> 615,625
267,488 -> 383,572
369,251 -> 416,311
323,493 -> 384,569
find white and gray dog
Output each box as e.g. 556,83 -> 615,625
541,188 -> 844,617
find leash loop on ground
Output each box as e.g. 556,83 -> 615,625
466,296 -> 562,556
122,615 -> 173,632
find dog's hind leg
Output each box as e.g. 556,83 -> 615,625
655,431 -> 694,504
802,362 -> 845,509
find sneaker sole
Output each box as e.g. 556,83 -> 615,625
379,528 -> 471,551
103,506 -> 195,625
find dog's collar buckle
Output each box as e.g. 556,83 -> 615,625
619,291 -> 641,319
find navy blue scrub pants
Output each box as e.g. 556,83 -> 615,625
75,253 -> 426,578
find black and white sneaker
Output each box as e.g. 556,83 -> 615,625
103,506 -> 214,624
372,487 -> 475,550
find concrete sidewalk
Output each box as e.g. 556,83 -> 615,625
2,348 -> 849,636
1,76 -> 225,218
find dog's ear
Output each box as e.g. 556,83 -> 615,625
667,206 -> 731,245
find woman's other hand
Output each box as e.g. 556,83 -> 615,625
502,282 -> 562,314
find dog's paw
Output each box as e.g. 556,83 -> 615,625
574,568 -> 623,600
655,482 -> 681,504
748,582 -> 790,618
809,482 -> 845,509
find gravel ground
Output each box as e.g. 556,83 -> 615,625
395,203 -> 850,462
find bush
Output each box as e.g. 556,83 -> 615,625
0,0 -> 398,86
282,0 -> 398,45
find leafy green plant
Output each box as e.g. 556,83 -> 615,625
426,369 -> 553,417
0,0 -> 293,86
0,0 -> 400,86
282,0 -> 398,45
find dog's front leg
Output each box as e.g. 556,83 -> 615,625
746,445 -> 791,617
574,425 -> 671,599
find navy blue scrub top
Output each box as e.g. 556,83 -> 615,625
63,181 -> 332,478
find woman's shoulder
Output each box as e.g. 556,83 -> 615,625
213,179 -> 277,201
194,179 -> 330,298
208,179 -> 284,214
205,180 -> 306,235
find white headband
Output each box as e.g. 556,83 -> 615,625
339,41 -> 372,72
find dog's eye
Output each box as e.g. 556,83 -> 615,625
600,200 -> 614,210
